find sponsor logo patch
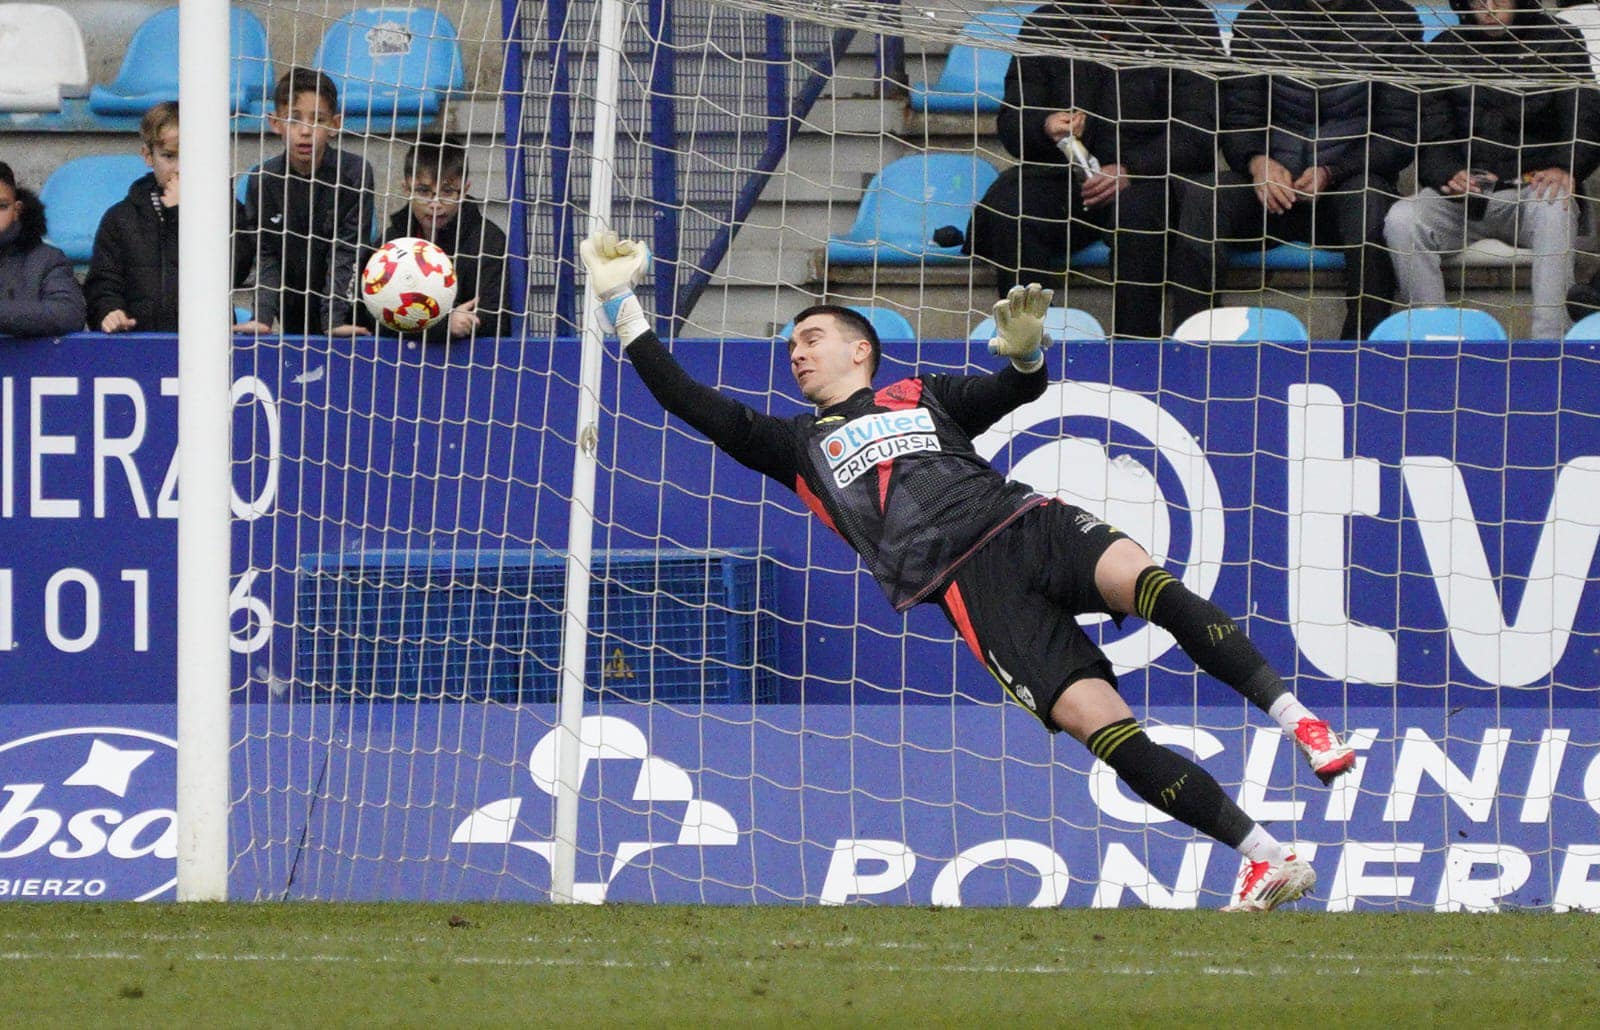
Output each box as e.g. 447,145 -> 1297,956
820,409 -> 941,486
0,727 -> 178,901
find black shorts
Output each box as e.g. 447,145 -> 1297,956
936,500 -> 1129,731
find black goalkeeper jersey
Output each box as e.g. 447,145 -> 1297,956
627,331 -> 1048,611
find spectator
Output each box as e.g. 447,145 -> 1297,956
1172,0 -> 1423,340
358,138 -> 511,342
84,102 -> 183,333
967,0 -> 1221,339
236,67 -> 374,336
0,160 -> 86,338
1387,0 -> 1599,340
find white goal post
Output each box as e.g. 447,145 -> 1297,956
169,0 -> 1600,911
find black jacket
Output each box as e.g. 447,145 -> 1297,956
357,201 -> 512,342
1222,0 -> 1423,182
240,147 -> 374,333
0,188 -> 86,338
999,0 -> 1220,177
1416,5 -> 1600,189
84,173 -> 179,332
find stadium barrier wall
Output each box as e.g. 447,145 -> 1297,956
0,333 -> 1594,906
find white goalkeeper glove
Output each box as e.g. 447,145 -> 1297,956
580,229 -> 652,346
987,282 -> 1054,373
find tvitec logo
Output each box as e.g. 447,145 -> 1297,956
0,727 -> 177,900
451,715 -> 738,902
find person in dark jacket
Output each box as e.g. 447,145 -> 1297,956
0,160 -> 86,338
357,138 -> 512,342
85,103 -> 181,333
235,68 -> 375,336
1386,0 -> 1599,340
967,0 -> 1222,339
1172,0 -> 1424,340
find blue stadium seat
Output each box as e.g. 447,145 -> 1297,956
1566,310 -> 1600,342
1415,2 -> 1460,42
969,306 -> 1106,343
825,153 -> 1000,267
1367,306 -> 1508,342
39,154 -> 151,263
1172,306 -> 1308,343
907,3 -> 1040,115
1210,0 -> 1249,54
89,6 -> 274,116
0,3 -> 88,113
776,305 -> 918,341
312,7 -> 464,124
1228,241 -> 1345,272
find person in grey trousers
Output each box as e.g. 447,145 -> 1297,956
1384,0 -> 1599,340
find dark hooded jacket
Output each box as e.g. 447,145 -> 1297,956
0,187 -> 86,338
84,172 -> 179,332
1415,0 -> 1600,189
998,0 -> 1221,177
1221,0 -> 1424,183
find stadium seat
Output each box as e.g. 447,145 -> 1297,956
969,306 -> 1106,343
1366,306 -> 1508,342
0,4 -> 88,113
1228,241 -> 1345,272
825,153 -> 1000,267
39,155 -> 151,263
776,305 -> 918,341
1555,4 -> 1600,80
1415,2 -> 1460,42
1565,310 -> 1600,341
907,3 -> 1039,115
1211,0 -> 1248,54
1171,306 -> 1308,343
89,6 -> 274,117
311,7 -> 464,124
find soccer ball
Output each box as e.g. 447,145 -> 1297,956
360,237 -> 458,332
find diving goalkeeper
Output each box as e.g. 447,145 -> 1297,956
582,230 -> 1354,912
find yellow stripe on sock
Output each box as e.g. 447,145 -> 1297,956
1088,721 -> 1142,761
1137,570 -> 1176,621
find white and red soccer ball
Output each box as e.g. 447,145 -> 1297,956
361,236 -> 458,332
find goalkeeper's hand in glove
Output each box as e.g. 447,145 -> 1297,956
986,282 -> 1055,373
579,229 -> 652,346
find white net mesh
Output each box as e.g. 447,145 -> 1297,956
226,0 -> 1600,910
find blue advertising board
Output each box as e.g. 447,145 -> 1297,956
0,333 -> 1595,906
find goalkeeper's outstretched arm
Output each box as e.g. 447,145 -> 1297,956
579,231 -> 797,482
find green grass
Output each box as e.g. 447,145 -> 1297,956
2,904 -> 1597,1026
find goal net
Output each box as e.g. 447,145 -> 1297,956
218,0 -> 1600,910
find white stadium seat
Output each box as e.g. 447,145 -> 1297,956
0,4 -> 88,113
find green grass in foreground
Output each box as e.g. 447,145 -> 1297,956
1,903 -> 1597,1026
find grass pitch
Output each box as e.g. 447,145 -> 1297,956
3,903 -> 1596,1026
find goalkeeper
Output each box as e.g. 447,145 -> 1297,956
582,230 -> 1354,912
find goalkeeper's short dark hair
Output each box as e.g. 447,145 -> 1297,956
791,304 -> 881,377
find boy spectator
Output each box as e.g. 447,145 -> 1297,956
0,160 -> 86,338
360,138 -> 511,341
236,67 -> 374,336
85,102 -> 182,333
1385,0 -> 1599,340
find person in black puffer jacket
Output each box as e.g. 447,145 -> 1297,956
1171,0 -> 1425,340
0,160 -> 86,338
967,0 -> 1223,339
1387,0 -> 1598,340
86,103 -> 182,333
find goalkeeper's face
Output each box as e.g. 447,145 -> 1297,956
788,314 -> 875,407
